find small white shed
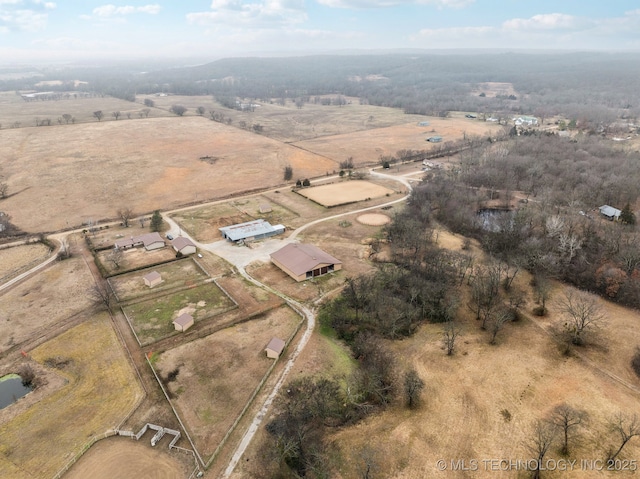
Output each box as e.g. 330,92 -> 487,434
143,271 -> 162,288
173,313 -> 194,332
265,337 -> 286,359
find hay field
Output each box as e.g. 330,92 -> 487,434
0,242 -> 51,280
0,314 -> 144,479
293,118 -> 502,167
296,180 -> 395,207
155,306 -> 301,457
0,116 -> 335,233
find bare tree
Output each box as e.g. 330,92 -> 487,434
112,111 -> 121,120
141,108 -> 151,118
558,290 -> 605,346
283,165 -> 293,181
144,98 -> 155,108
527,420 -> 557,479
62,113 -> 73,124
93,110 -> 103,121
196,106 -> 206,116
549,403 -> 587,456
106,248 -> 124,270
443,320 -> 461,355
117,208 -> 134,228
0,178 -> 8,199
88,282 -> 115,311
607,412 -> 640,463
488,307 -> 512,345
533,274 -> 552,316
170,105 -> 187,116
403,368 -> 424,409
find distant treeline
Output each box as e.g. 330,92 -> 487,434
3,52 -> 640,122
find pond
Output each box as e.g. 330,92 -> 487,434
0,374 -> 33,410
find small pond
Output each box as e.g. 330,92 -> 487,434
0,374 -> 33,410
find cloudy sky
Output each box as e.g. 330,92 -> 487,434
1,0 -> 639,63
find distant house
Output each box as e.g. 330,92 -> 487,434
513,116 -> 539,127
115,232 -> 165,251
143,271 -> 162,288
171,237 -> 196,256
426,136 -> 443,143
219,219 -> 285,243
270,243 -> 342,282
173,313 -> 194,332
265,337 -> 286,359
599,205 -> 621,221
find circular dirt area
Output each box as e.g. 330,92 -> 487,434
64,437 -> 192,479
356,213 -> 391,226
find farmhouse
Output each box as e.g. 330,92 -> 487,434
426,136 -> 443,143
513,116 -> 539,126
173,313 -> 194,332
143,271 -> 162,288
265,337 -> 286,359
599,205 -> 621,221
115,232 -> 165,251
219,219 -> 285,243
172,236 -> 196,256
270,243 -> 342,282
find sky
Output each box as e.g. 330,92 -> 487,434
1,0 -> 640,64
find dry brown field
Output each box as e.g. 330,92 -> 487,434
0,255 -> 94,352
0,242 -> 51,280
0,116 -> 335,233
296,180 -> 395,207
97,246 -> 178,276
0,91 -> 168,127
469,81 -> 518,98
154,305 -> 301,457
64,437 -> 193,479
0,314 -> 144,479
292,118 -> 502,167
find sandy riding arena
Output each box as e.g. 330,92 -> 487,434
64,438 -> 192,479
297,180 -> 395,207
356,213 -> 391,226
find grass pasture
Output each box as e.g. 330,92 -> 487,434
124,282 -> 236,345
109,258 -> 209,302
96,246 -> 177,277
0,242 -> 51,282
155,305 -> 302,457
0,314 -> 144,479
296,180 -> 396,207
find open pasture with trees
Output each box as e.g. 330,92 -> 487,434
296,180 -> 396,207
154,305 -> 302,457
108,258 -> 209,302
0,314 -> 144,479
0,116 -> 334,233
123,282 -> 237,345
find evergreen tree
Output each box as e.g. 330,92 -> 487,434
620,203 -> 636,225
150,210 -> 163,232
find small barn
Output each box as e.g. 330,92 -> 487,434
143,271 -> 162,288
599,205 -> 621,221
265,337 -> 286,359
172,237 -> 197,256
270,243 -> 342,282
219,219 -> 285,243
173,313 -> 194,332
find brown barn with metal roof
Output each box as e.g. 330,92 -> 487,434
270,243 -> 342,282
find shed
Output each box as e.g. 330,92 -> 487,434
270,243 -> 342,282
172,236 -> 196,256
265,337 -> 286,359
426,136 -> 443,143
599,205 -> 621,221
173,313 -> 194,332
143,271 -> 162,288
259,203 -> 272,213
219,219 -> 285,243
